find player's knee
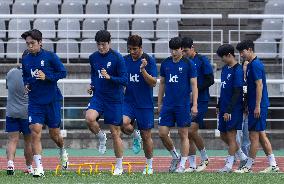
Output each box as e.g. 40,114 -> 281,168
110,128 -> 121,139
8,135 -> 19,143
141,131 -> 151,141
159,131 -> 168,139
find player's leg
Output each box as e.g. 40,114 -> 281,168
6,132 -> 19,175
241,115 -> 250,156
21,118 -> 33,174
186,124 -> 197,172
141,129 -> 154,174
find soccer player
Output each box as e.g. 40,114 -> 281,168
121,35 -> 157,174
235,40 -> 279,173
181,37 -> 214,172
5,66 -> 33,175
216,44 -> 248,173
21,29 -> 69,177
158,37 -> 198,173
85,30 -> 128,175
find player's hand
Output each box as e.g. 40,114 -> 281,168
36,70 -> 46,80
140,59 -> 148,72
191,104 -> 198,117
24,85 -> 31,94
254,106 -> 261,119
223,113 -> 231,122
158,104 -> 162,113
101,68 -> 110,79
87,85 -> 93,95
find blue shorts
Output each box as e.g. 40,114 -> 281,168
248,107 -> 267,132
218,110 -> 243,133
159,105 -> 191,128
191,101 -> 208,128
28,101 -> 61,128
123,103 -> 154,130
87,96 -> 122,126
6,116 -> 31,135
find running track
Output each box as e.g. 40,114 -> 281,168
0,156 -> 284,173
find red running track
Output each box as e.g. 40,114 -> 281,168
0,156 -> 283,173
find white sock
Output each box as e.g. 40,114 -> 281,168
7,160 -> 14,167
200,148 -> 208,161
34,155 -> 43,170
236,149 -> 247,161
225,155 -> 235,169
59,147 -> 66,156
146,158 -> 153,169
188,155 -> 196,168
170,148 -> 179,159
179,157 -> 187,168
97,130 -> 106,140
245,157 -> 254,169
133,130 -> 140,139
116,157 -> 123,169
268,154 -> 277,167
26,165 -> 33,170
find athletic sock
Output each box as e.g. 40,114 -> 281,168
7,160 -> 14,167
170,148 -> 179,159
225,155 -> 235,169
146,158 -> 153,168
188,155 -> 196,168
116,157 -> 123,169
97,130 -> 106,140
179,157 -> 187,168
200,148 -> 209,161
33,155 -> 43,170
268,154 -> 277,167
236,148 -> 247,161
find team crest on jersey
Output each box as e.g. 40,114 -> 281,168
179,67 -> 183,73
29,116 -> 32,123
107,62 -> 111,68
227,74 -> 231,80
41,60 -> 45,66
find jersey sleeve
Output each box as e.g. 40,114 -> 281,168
160,61 -> 165,77
45,53 -> 67,82
233,65 -> 244,88
188,60 -> 197,78
89,55 -> 96,87
202,56 -> 213,75
252,62 -> 263,81
109,53 -> 128,86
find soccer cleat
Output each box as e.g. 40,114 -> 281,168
234,166 -> 251,173
259,165 -> 280,173
7,166 -> 15,175
113,167 -> 123,175
217,166 -> 232,173
143,167 -> 153,175
60,151 -> 69,169
132,131 -> 142,154
24,168 -> 34,175
175,166 -> 186,173
99,133 -> 107,155
169,157 -> 180,173
196,159 -> 209,172
185,167 -> 196,173
33,168 -> 45,177
237,159 -> 247,170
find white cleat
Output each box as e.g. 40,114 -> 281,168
217,166 -> 232,173
169,157 -> 180,173
143,167 -> 153,175
113,167 -> 123,175
259,165 -> 280,173
60,150 -> 69,169
234,166 -> 251,173
185,167 -> 196,173
33,168 -> 45,177
24,168 -> 34,175
196,159 -> 209,172
99,133 -> 107,155
175,166 -> 186,173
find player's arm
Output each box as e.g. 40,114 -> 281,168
107,56 -> 128,86
190,77 -> 198,116
225,87 -> 242,114
198,73 -> 214,92
254,79 -> 263,118
43,53 -> 67,81
158,76 -> 165,113
88,57 -> 96,95
140,58 -> 157,87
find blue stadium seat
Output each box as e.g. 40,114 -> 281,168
159,2 -> 181,14
134,2 -> 157,21
37,1 -> 59,15
61,1 -> 84,20
86,2 -> 108,20
110,1 -> 132,20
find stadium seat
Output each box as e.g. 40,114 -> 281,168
159,2 -> 181,14
64,0 -> 87,5
112,0 -> 135,5
261,19 -> 283,39
61,1 -> 84,20
142,39 -> 153,55
0,1 -> 10,18
57,19 -> 81,39
33,19 -> 56,39
12,1 -> 34,14
111,39 -> 127,55
254,37 -> 277,59
156,19 -> 179,39
42,39 -> 54,52
6,39 -> 26,59
88,0 -> 110,5
279,39 -> 284,58
39,0 -> 61,5
0,39 -> 4,58
132,19 -> 154,39
14,0 -> 37,5
110,2 -> 132,20
160,0 -> 183,5
82,19 -> 105,39
8,19 -> 31,39
136,0 -> 159,5
0,20 -> 6,39
1,0 -> 13,5
264,0 -> 284,14
85,2 -> 108,20
134,2 -> 157,21
80,39 -> 97,59
56,39 -> 79,59
37,1 -> 59,15
107,19 -> 130,39
154,39 -> 170,59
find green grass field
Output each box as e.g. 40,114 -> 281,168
1,171 -> 283,184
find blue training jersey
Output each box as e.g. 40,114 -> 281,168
160,57 -> 197,107
124,53 -> 158,108
89,49 -> 127,103
191,54 -> 213,102
22,49 -> 66,105
219,64 -> 243,112
246,57 -> 270,110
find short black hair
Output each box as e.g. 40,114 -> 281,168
216,44 -> 235,57
21,29 -> 42,42
127,35 -> 142,47
236,40 -> 254,52
95,30 -> 111,43
169,37 -> 183,50
181,37 -> 193,48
